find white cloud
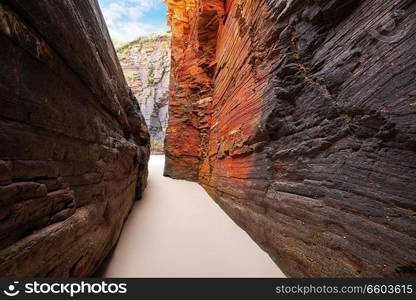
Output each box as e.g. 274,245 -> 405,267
101,3 -> 125,26
99,0 -> 165,41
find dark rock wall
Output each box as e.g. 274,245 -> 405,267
166,0 -> 416,277
0,0 -> 150,277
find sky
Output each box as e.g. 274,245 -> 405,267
98,0 -> 169,42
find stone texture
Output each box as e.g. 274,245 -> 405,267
165,0 -> 416,277
117,33 -> 171,154
164,0 -> 224,181
0,0 -> 150,277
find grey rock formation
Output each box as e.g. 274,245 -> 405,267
118,33 -> 171,153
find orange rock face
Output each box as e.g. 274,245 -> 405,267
164,0 -> 223,181
166,0 -> 416,277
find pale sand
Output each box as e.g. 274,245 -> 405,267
103,155 -> 285,278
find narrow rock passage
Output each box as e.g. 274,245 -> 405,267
103,156 -> 285,277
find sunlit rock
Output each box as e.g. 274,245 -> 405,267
117,33 -> 171,154
165,0 -> 416,277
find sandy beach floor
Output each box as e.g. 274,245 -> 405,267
102,155 -> 285,278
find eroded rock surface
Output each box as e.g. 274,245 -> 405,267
164,0 -> 223,181
165,0 -> 416,277
0,1 -> 150,276
118,33 -> 171,153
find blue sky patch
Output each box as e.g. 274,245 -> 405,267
98,0 -> 168,41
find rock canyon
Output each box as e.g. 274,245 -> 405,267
0,0 -> 415,278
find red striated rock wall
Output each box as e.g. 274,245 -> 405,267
164,0 -> 224,181
165,0 -> 416,277
0,0 -> 150,276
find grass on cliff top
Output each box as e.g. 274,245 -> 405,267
112,39 -> 126,49
116,32 -> 171,51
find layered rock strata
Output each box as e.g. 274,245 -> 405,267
0,0 -> 150,277
165,0 -> 224,180
117,34 -> 171,154
165,0 -> 416,277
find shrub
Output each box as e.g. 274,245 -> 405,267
148,64 -> 155,84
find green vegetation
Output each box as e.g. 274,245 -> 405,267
124,71 -> 140,81
117,32 -> 171,53
117,51 -> 128,61
151,141 -> 164,154
115,32 -> 171,64
137,43 -> 143,52
138,32 -> 171,43
112,38 -> 126,50
148,64 -> 155,84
